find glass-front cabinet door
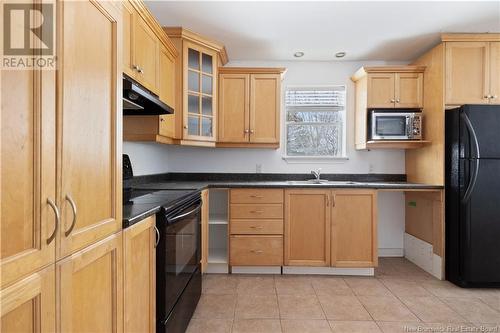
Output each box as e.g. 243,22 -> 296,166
183,42 -> 217,141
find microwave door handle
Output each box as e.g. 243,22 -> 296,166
167,203 -> 202,223
406,116 -> 411,138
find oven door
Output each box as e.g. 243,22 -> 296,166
371,113 -> 410,140
156,197 -> 201,323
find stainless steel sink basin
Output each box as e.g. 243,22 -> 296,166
286,180 -> 362,185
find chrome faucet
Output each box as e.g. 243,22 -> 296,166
311,168 -> 322,181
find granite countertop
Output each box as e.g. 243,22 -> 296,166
123,173 -> 444,227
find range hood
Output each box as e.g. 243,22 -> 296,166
123,75 -> 174,115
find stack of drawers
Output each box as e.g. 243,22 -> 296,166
229,189 -> 284,266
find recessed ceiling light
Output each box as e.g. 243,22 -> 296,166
335,51 -> 346,58
294,51 -> 304,58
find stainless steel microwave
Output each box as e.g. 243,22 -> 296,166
370,111 -> 422,140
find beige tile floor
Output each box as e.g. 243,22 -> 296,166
187,258 -> 500,333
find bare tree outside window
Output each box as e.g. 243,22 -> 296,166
285,87 -> 346,158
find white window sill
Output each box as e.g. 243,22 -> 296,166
282,156 -> 349,164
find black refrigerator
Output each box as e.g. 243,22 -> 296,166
445,104 -> 500,287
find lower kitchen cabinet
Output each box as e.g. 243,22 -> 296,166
230,235 -> 283,266
331,190 -> 378,267
0,265 -> 56,332
57,232 -> 123,333
201,189 -> 210,273
124,216 -> 156,333
284,189 -> 378,268
284,189 -> 331,266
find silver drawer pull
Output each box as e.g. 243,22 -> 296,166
46,198 -> 60,245
64,194 -> 77,237
250,249 -> 263,254
154,225 -> 160,248
250,195 -> 264,198
249,226 -> 264,229
250,210 -> 264,214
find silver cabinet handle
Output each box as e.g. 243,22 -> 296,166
138,68 -> 144,74
244,129 -> 249,133
132,64 -> 139,71
396,99 -> 400,103
250,249 -> 263,254
249,226 -> 264,229
332,194 -> 336,207
46,198 -> 60,244
250,129 -> 255,134
484,95 -> 491,99
184,125 -> 188,129
390,99 -> 395,103
250,210 -> 264,214
154,225 -> 160,248
491,95 -> 498,99
250,195 -> 264,198
64,194 -> 77,237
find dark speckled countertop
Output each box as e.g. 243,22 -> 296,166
122,173 -> 443,228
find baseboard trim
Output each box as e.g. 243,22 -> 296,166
283,266 -> 374,276
206,263 -> 229,274
231,266 -> 281,274
378,248 -> 404,257
404,233 -> 443,280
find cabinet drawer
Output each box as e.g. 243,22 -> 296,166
230,236 -> 283,266
230,189 -> 284,204
230,204 -> 283,219
230,219 -> 283,235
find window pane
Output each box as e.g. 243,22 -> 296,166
287,111 -> 343,123
202,53 -> 212,74
188,116 -> 199,136
188,94 -> 200,114
202,75 -> 212,95
202,96 -> 212,115
201,117 -> 213,137
188,70 -> 199,92
188,49 -> 199,70
286,124 -> 342,156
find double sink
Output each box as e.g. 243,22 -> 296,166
286,180 -> 363,185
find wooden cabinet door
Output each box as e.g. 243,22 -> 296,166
218,73 -> 250,143
1,53 -> 56,286
183,42 -> 218,142
249,74 -> 281,143
124,216 -> 156,333
331,190 -> 377,267
122,1 -> 136,78
201,190 -> 209,273
57,232 -> 123,333
395,73 -> 423,108
58,0 -> 122,258
367,73 -> 395,108
445,42 -> 490,105
284,189 -> 330,266
1,266 -> 55,333
489,42 -> 500,104
159,44 -> 176,107
134,16 -> 159,94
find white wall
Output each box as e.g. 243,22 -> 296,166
123,60 -> 407,253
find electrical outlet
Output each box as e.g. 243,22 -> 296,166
256,164 -> 262,173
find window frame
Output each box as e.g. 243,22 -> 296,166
282,85 -> 348,163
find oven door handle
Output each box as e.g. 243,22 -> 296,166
167,203 -> 202,223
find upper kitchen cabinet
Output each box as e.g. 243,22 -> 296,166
1,37 -> 56,288
122,0 -> 178,98
444,36 -> 500,105
353,66 -> 425,109
159,27 -> 228,146
58,0 -> 122,258
352,66 -> 428,150
218,67 -> 285,148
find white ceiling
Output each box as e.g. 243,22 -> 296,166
145,1 -> 500,62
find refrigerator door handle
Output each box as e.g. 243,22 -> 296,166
461,112 -> 481,159
462,158 -> 480,204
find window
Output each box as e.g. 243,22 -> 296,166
284,86 -> 346,159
